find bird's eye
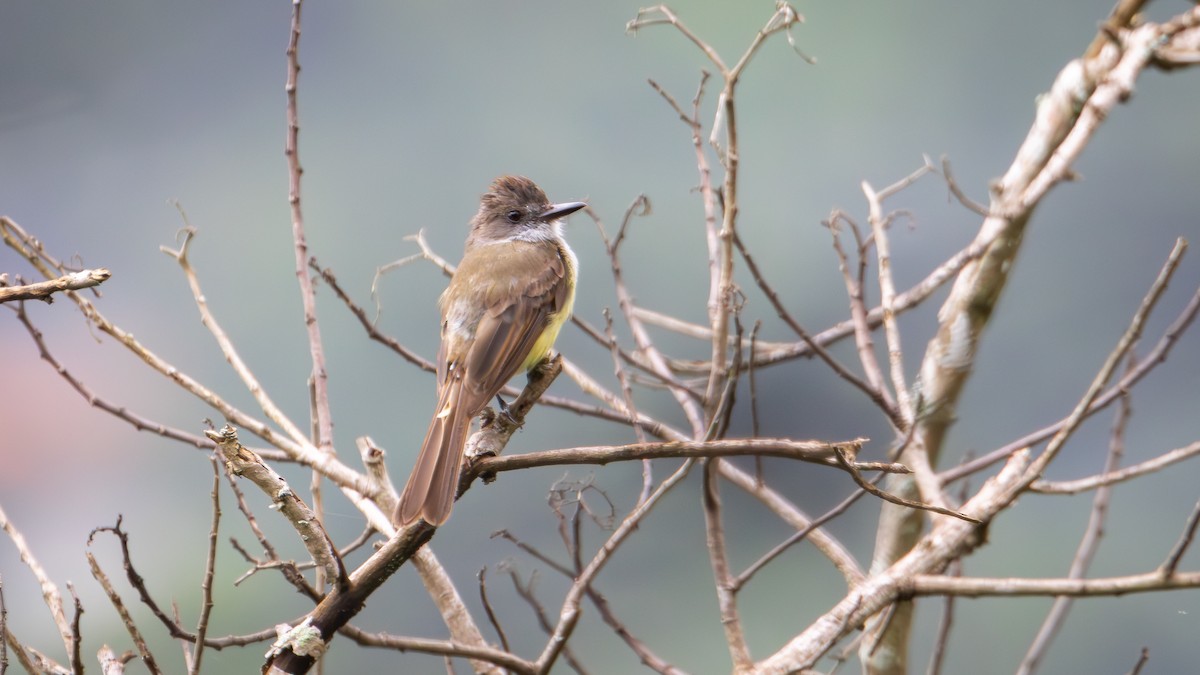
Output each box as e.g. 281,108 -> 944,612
505,210 -> 522,224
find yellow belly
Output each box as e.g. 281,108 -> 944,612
521,241 -> 576,371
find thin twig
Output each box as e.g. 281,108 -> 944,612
1018,389 -> 1130,675
66,584 -> 82,675
0,504 -> 72,657
311,259 -> 434,371
733,483 -> 875,592
337,624 -> 536,674
905,570 -> 1200,597
0,268 -> 111,304
161,225 -> 312,451
701,460 -> 752,669
1019,238 -> 1187,489
190,457 -> 223,675
734,230 -> 906,429
469,437 -> 884,476
945,283 -> 1200,483
1030,441 -> 1200,494
13,304 -> 234,454
824,210 -> 892,411
477,568 -> 510,653
719,460 -> 866,586
86,548 -> 162,675
834,448 -> 978,523
1160,497 -> 1200,577
534,460 -> 696,673
506,569 -> 590,675
283,0 -> 336,460
1124,647 -> 1151,675
206,425 -> 347,587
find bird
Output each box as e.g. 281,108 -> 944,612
395,175 -> 586,527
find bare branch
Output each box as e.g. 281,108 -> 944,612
1160,497 -> 1200,577
477,567 -> 510,653
719,461 -> 865,587
945,284 -> 1200,483
337,624 -> 536,675
0,504 -> 73,658
13,303 -> 235,454
189,457 -> 223,675
282,0 -> 336,460
469,437 -> 883,476
86,548 -> 162,675
162,226 -> 313,453
0,267 -> 111,304
535,460 -> 695,673
1018,390 -> 1130,675
1019,238 -> 1186,487
205,425 -> 346,586
701,460 -> 752,669
904,571 -> 1200,598
834,448 -> 978,524
1030,441 -> 1200,494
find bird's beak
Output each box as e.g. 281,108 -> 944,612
541,201 -> 587,221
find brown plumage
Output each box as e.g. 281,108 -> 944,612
395,176 -> 584,527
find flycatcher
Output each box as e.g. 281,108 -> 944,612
395,175 -> 586,527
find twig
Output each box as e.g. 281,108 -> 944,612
494,532 -> 686,674
588,196 -> 707,436
162,225 -> 313,451
701,460 -> 752,669
863,158 -> 936,422
646,69 -> 718,434
86,548 -> 162,675
0,504 -> 73,657
834,448 -> 978,523
190,457 -> 223,675
1019,238 -> 1187,489
926,472 -> 972,675
13,304 -> 235,454
733,483 -> 875,592
945,284 -> 1200,483
1030,441 -> 1200,494
939,156 -> 989,216
205,425 -> 346,587
0,268 -> 111,303
758,450 -> 1031,672
1124,647 -> 1151,675
283,0 -> 336,461
66,584 -> 83,675
311,259 -> 434,372
1160,497 -> 1200,577
9,233 -> 374,492
265,520 -> 437,672
469,437 -> 883,476
643,231 -> 983,372
824,210 -> 892,411
719,460 -> 866,586
556,358 -> 685,441
477,568 -> 510,653
601,308 -> 653,504
0,573 -> 7,675
336,625 -> 536,674
904,570 -> 1200,597
734,230 -> 906,429
506,569 -> 590,675
1017,388 -> 1130,675
534,460 -> 696,673
222,459 -> 281,561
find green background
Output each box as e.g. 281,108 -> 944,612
2,1 -> 1198,672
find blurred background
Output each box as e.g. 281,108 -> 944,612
2,0 -> 1198,672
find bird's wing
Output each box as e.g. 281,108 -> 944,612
460,248 -> 567,405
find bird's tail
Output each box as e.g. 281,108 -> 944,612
395,379 -> 473,526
